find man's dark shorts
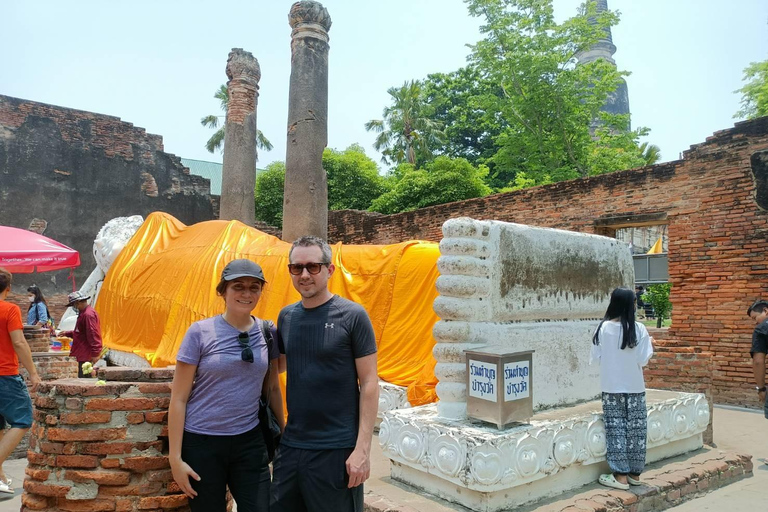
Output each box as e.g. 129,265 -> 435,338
0,375 -> 33,429
271,445 -> 363,512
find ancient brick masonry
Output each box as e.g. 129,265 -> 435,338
0,94 -> 217,295
21,368 -> 195,512
328,117 -> 768,408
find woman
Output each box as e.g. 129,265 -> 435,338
169,259 -> 284,512
26,285 -> 50,327
590,287 -> 654,490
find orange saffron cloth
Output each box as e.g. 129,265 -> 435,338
97,212 -> 439,406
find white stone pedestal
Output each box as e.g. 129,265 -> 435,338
380,390 -> 709,512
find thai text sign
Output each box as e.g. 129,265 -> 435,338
504,361 -> 530,401
468,359 -> 497,402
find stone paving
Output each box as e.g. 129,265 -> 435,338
1,405 -> 765,511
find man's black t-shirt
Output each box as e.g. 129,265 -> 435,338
751,319 -> 768,357
277,295 -> 377,449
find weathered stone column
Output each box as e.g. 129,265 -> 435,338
282,1 -> 332,242
220,48 -> 260,225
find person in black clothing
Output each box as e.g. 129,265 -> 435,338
271,236 -> 378,512
747,300 -> 768,419
635,286 -> 646,319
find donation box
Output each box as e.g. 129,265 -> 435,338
465,348 -> 534,429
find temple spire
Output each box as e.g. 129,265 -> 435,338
575,0 -> 631,129
576,0 -> 617,66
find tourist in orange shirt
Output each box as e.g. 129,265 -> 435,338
0,268 -> 41,494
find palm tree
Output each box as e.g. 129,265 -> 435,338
639,142 -> 661,166
365,81 -> 444,166
201,85 -> 273,154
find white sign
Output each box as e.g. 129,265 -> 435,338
504,361 -> 530,402
468,359 -> 497,402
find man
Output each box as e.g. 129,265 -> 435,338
271,236 -> 379,512
0,268 -> 41,494
60,291 -> 102,378
747,299 -> 768,419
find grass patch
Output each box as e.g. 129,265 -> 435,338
641,318 -> 671,328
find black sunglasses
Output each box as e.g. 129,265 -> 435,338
287,262 -> 328,276
237,332 -> 254,363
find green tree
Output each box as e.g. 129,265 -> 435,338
254,162 -> 285,227
734,59 -> 768,120
201,84 -> 274,154
370,156 -> 491,214
639,141 -> 662,166
463,0 -> 649,186
365,81 -> 444,166
642,283 -> 672,328
421,67 -> 504,178
254,146 -> 389,225
324,145 -> 389,210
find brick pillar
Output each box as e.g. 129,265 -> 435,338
10,353 -> 79,460
220,48 -> 261,225
24,325 -> 50,353
20,367 -> 219,512
645,338 -> 715,445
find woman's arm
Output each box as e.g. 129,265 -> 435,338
168,362 -> 200,498
266,362 -> 285,431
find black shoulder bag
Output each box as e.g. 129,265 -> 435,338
258,320 -> 282,462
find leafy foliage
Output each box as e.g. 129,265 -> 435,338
642,283 -> 672,329
202,84 -> 273,154
254,162 -> 286,227
254,146 -> 387,226
734,59 -> 768,120
324,145 -> 389,210
421,67 -> 504,176
365,81 -> 445,166
370,156 -> 491,214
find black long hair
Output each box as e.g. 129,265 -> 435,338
592,287 -> 638,349
26,285 -> 47,310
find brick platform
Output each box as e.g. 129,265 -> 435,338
21,368 -> 191,512
363,449 -> 752,512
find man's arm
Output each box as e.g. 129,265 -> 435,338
346,352 -> 378,488
10,330 -> 41,391
754,352 -> 766,403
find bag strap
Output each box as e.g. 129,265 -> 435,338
259,320 -> 275,404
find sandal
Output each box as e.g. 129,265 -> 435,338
599,473 -> 629,490
628,475 -> 642,486
0,477 -> 13,494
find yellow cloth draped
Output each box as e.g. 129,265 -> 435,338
97,212 -> 440,405
647,237 -> 664,254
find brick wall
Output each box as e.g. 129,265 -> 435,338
328,117 -> 768,407
21,367 -> 214,512
644,332 -> 715,444
0,95 -> 217,297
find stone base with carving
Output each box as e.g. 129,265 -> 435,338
378,381 -> 410,420
380,389 -> 709,512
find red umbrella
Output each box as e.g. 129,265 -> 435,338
0,226 -> 80,274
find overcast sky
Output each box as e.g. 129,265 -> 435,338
2,0 -> 767,172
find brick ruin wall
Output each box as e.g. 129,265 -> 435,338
0,95 -> 217,297
328,117 -> 768,408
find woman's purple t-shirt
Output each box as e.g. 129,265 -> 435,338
176,315 -> 278,435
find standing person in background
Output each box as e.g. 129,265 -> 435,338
591,287 -> 654,490
747,300 -> 768,419
59,291 -> 102,378
271,236 -> 379,512
26,285 -> 50,327
0,268 -> 41,494
168,259 -> 283,512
